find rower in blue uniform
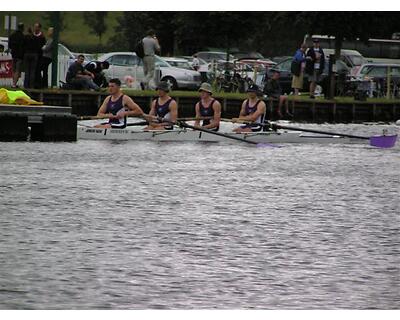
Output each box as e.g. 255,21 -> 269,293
95,78 -> 146,128
233,84 -> 266,133
145,81 -> 178,130
194,82 -> 221,131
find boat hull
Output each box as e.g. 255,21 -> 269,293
77,126 -> 354,144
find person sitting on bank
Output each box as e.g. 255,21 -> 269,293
85,60 -> 110,87
264,69 -> 292,118
144,81 -> 178,131
194,82 -> 221,131
65,54 -> 99,91
95,78 -> 146,129
233,84 -> 266,133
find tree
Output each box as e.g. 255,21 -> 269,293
42,11 -> 66,32
83,12 -> 108,47
113,12 -> 261,56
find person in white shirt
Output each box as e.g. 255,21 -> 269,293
142,29 -> 161,90
192,54 -> 200,71
305,39 -> 325,99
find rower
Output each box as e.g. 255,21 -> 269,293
95,78 -> 146,128
144,81 -> 178,130
233,84 -> 266,133
194,82 -> 221,131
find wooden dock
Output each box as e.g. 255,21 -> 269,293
0,104 -> 77,142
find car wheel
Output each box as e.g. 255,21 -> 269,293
162,76 -> 178,90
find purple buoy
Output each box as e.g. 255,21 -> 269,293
369,134 -> 398,148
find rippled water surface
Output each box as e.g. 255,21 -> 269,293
0,123 -> 399,309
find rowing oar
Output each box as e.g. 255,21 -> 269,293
272,123 -> 397,148
223,118 -> 397,148
78,115 -> 211,121
176,121 -> 280,148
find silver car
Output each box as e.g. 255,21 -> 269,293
98,52 -> 201,90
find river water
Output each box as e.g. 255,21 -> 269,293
0,123 -> 399,309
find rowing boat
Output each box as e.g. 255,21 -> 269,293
77,125 -> 355,144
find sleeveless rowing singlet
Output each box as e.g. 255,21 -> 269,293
155,97 -> 174,121
106,94 -> 126,128
243,99 -> 264,131
199,98 -> 219,131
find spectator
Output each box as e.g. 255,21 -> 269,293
65,55 -> 99,91
32,22 -> 46,88
23,28 -> 37,89
291,43 -> 307,96
142,29 -> 160,90
8,22 -> 25,88
264,69 -> 292,118
306,38 -> 325,99
192,54 -> 200,71
40,27 -> 54,88
85,60 -> 110,87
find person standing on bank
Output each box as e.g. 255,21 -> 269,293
23,27 -> 37,88
291,43 -> 308,97
194,82 -> 221,131
306,39 -> 325,99
8,22 -> 25,88
142,30 -> 160,90
40,27 -> 54,88
32,22 -> 46,88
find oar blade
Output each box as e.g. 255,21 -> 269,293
369,134 -> 398,148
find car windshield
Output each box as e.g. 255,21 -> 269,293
348,55 -> 367,66
155,56 -> 171,67
276,58 -> 292,71
361,66 -> 400,77
168,61 -> 192,69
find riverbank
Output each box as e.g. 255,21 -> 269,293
17,88 -> 400,123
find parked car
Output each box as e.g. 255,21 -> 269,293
268,56 -> 350,95
179,55 -> 209,72
232,51 -> 264,60
354,63 -> 400,80
271,56 -> 292,64
349,63 -> 400,98
162,57 -> 194,70
194,51 -> 235,63
58,44 -> 92,67
98,52 -> 201,90
73,52 -> 96,62
323,49 -> 367,76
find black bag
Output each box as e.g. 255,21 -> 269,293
291,60 -> 301,76
135,40 -> 145,59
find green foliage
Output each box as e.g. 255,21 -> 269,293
41,12 -> 66,32
82,12 -> 108,45
113,12 -> 264,56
